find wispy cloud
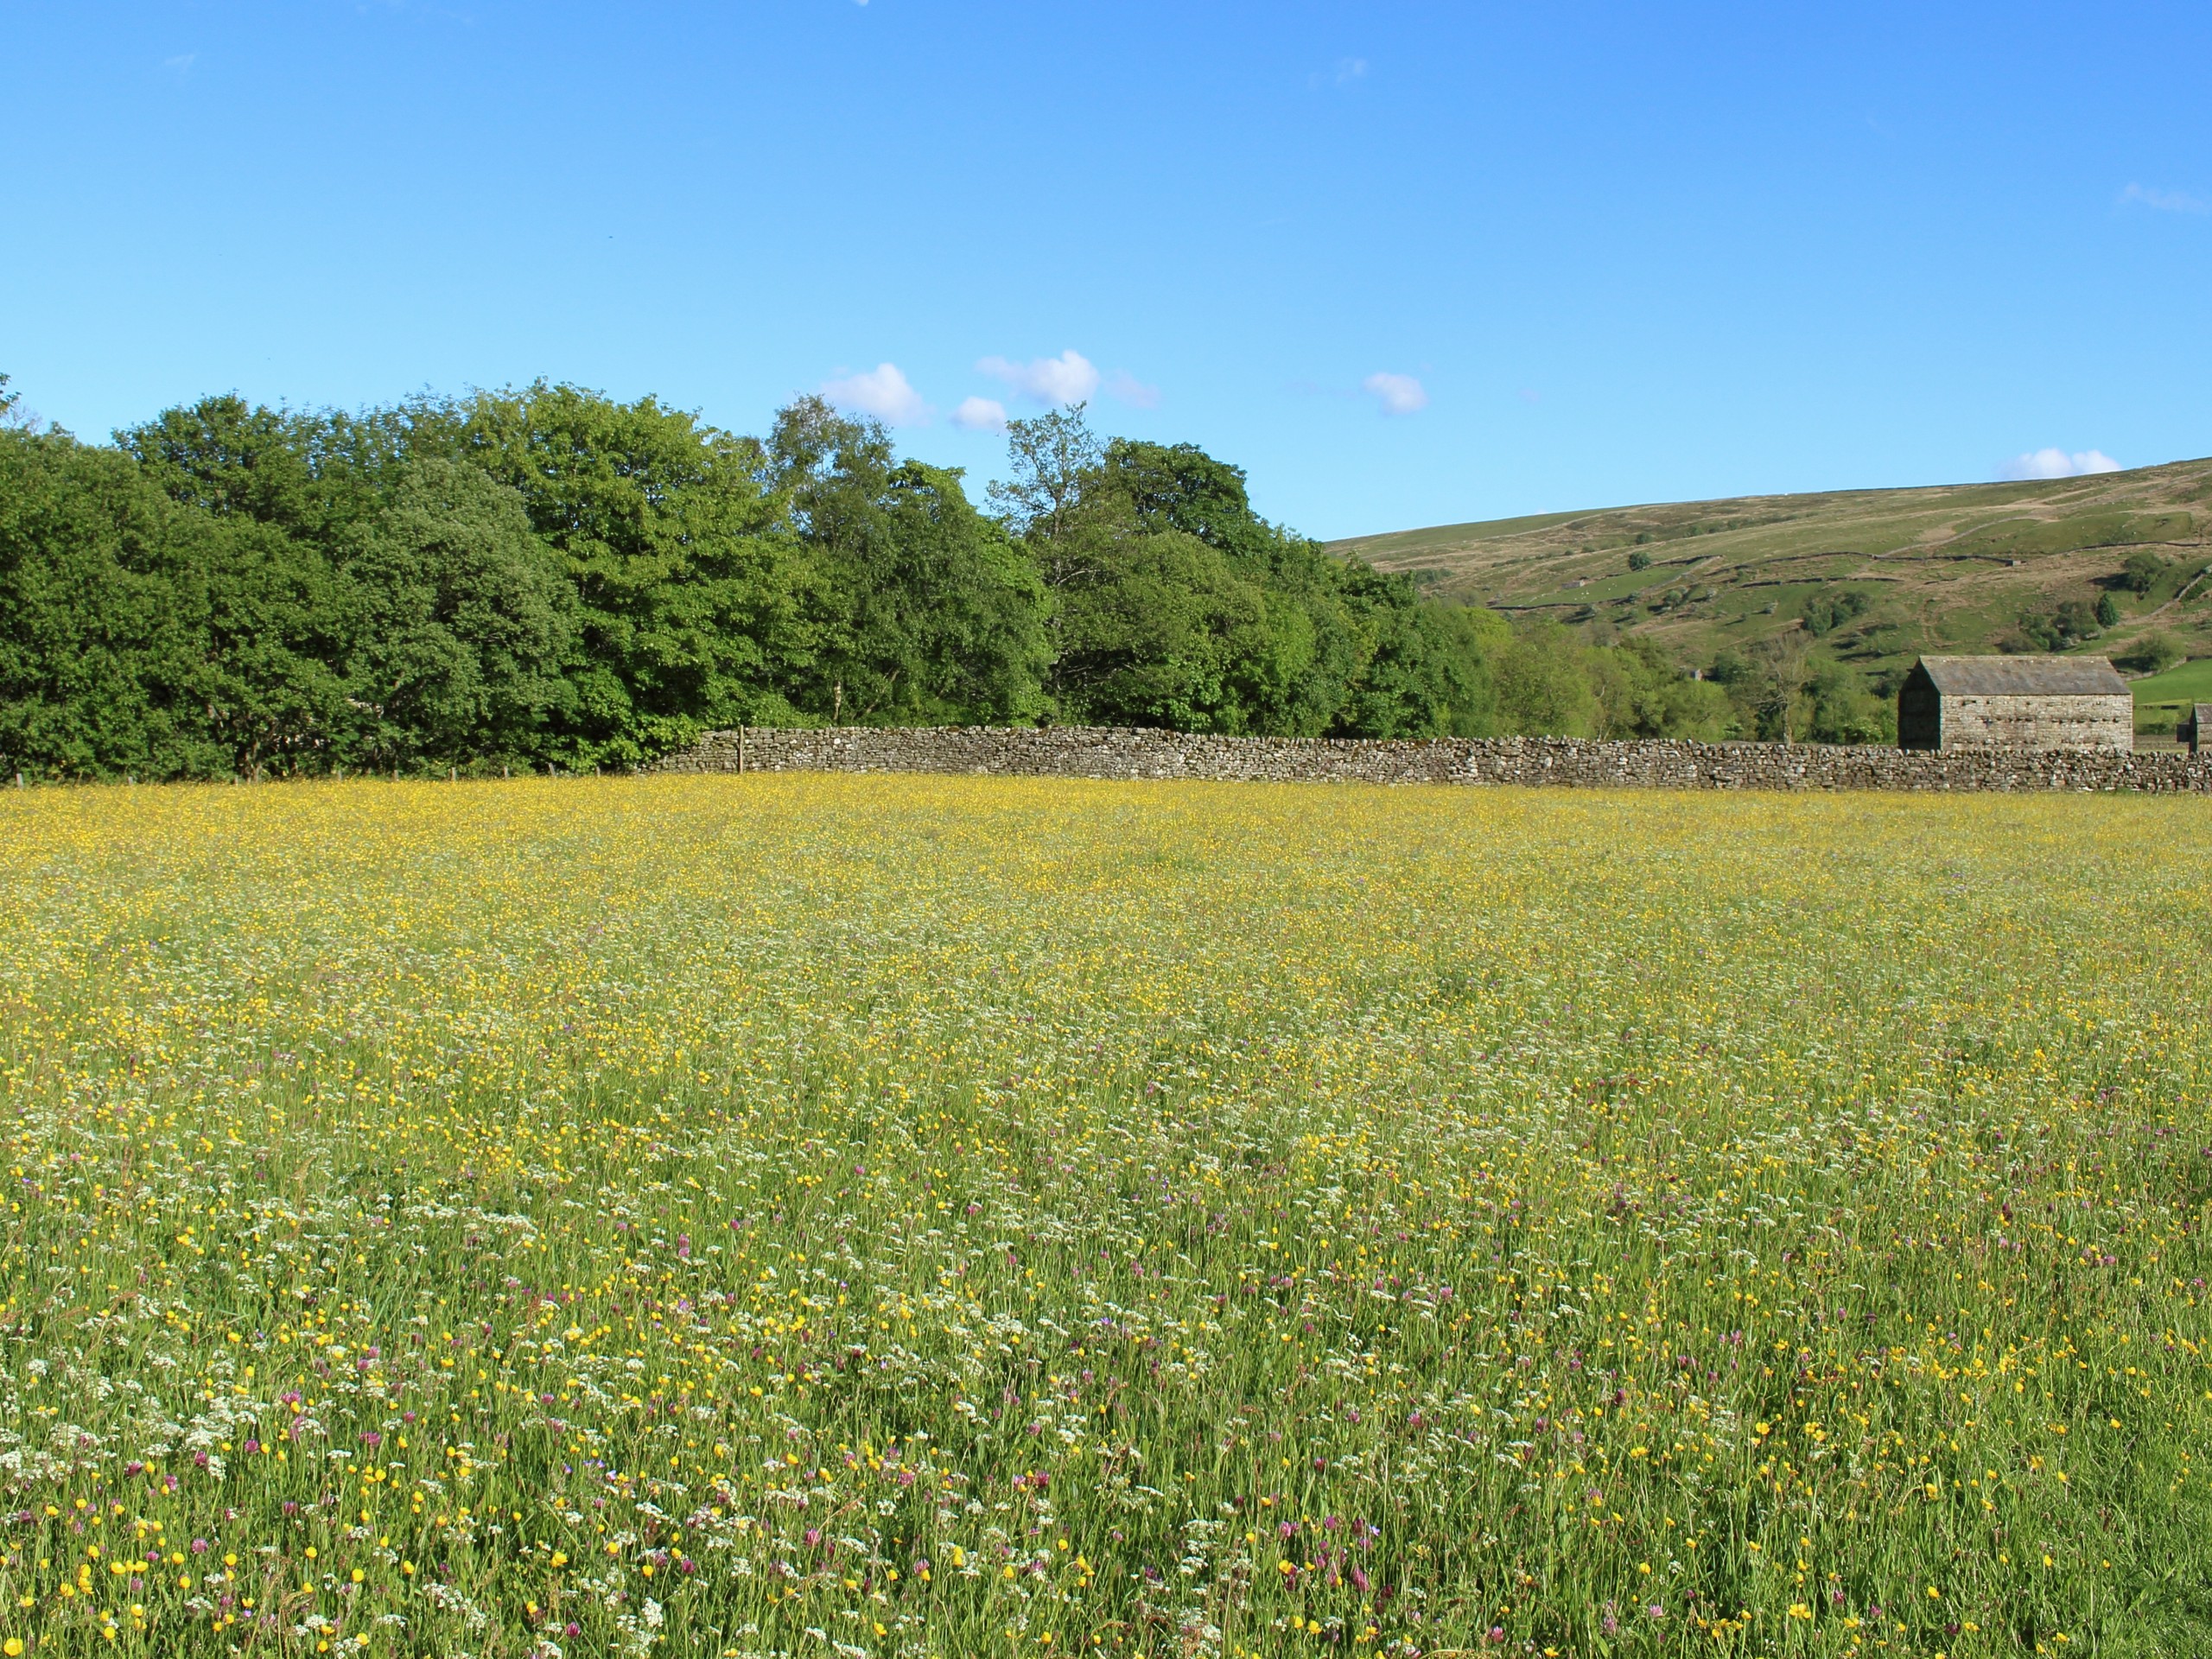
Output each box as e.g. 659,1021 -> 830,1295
821,362 -> 930,426
1104,370 -> 1160,410
2002,447 -> 2122,480
2119,182 -> 2208,214
1362,372 -> 1427,416
162,52 -> 197,77
950,396 -> 1006,432
976,349 -> 1100,407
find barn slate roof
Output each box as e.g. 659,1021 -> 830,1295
1914,655 -> 2130,697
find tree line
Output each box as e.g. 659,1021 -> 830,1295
3,372 -> 1789,780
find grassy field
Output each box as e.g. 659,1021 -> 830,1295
3,774 -> 2209,1658
2128,657 -> 2212,705
1330,458 -> 2212,683
2126,658 -> 2212,739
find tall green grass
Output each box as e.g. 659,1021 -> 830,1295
0,775 -> 2207,1656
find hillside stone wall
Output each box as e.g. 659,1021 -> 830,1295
653,726 -> 2212,793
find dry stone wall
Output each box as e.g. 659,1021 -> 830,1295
653,726 -> 2212,793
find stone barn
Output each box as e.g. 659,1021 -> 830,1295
2181,702 -> 2212,755
1896,655 -> 2133,753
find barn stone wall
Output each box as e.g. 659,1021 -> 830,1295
1938,694 -> 2133,753
652,725 -> 2212,793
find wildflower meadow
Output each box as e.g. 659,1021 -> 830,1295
1,774 -> 2207,1659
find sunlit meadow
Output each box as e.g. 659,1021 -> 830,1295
2,774 -> 2209,1659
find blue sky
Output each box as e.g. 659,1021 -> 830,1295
3,2 -> 2208,540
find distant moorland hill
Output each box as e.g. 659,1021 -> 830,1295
1333,457 -> 2212,693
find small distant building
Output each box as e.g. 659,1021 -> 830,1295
2181,702 -> 2212,755
1897,655 -> 2133,753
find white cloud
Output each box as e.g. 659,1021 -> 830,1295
951,395 -> 1007,432
976,349 -> 1100,406
1362,371 -> 1427,416
1104,370 -> 1160,410
2119,182 -> 2208,214
162,52 -> 196,76
821,362 -> 929,426
2002,447 -> 2123,480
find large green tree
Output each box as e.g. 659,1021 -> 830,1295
995,411 -> 1502,737
770,397 -> 1049,725
1331,572 -> 1504,739
0,431 -> 215,779
1587,637 -> 1734,741
1095,437 -> 1362,734
463,382 -> 817,765
1051,528 -> 1276,730
0,429 -> 353,779
339,457 -> 577,770
119,392 -> 438,545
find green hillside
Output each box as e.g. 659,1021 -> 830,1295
1332,457 -> 2212,690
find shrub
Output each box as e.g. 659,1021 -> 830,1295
1803,589 -> 1872,637
2012,601 -> 2101,653
2121,550 -> 2167,594
2114,632 -> 2183,675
